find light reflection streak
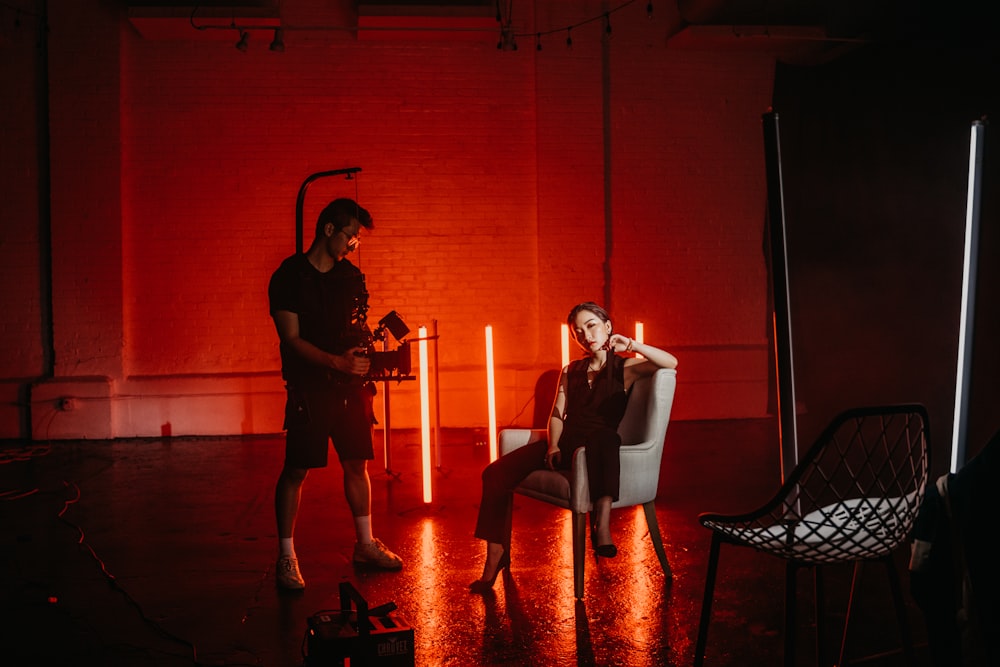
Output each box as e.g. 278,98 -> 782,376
555,507 -> 581,657
418,518 -> 441,644
624,505 -> 655,666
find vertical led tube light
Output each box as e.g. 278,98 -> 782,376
485,325 -> 498,462
951,120 -> 985,474
561,323 -> 570,368
418,326 -> 432,503
634,322 -> 644,359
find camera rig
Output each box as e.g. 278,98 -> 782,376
292,166 -> 412,383
349,273 -> 413,383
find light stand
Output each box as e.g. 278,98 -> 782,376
368,312 -> 415,479
378,320 -> 441,483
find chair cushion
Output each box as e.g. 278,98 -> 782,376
515,469 -> 573,510
704,493 -> 919,564
507,369 -> 677,513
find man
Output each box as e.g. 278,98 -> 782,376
267,197 -> 402,590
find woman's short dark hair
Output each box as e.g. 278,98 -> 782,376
567,302 -> 612,329
315,198 -> 374,236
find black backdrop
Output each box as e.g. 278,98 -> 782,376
770,5 -> 999,476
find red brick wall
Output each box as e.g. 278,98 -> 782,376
49,1 -> 124,380
0,3 -> 44,387
2,1 -> 776,438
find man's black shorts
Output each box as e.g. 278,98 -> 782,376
282,385 -> 375,468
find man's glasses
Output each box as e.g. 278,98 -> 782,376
338,229 -> 361,249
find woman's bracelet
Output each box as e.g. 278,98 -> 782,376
625,338 -> 634,353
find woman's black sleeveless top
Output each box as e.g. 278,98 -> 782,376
561,354 -> 628,445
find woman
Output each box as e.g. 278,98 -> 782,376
471,302 -> 679,593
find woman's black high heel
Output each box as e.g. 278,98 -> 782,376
469,550 -> 510,594
595,542 -> 618,558
590,515 -> 618,558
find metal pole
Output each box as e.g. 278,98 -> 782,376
762,111 -> 799,482
433,319 -> 442,469
294,167 -> 362,254
382,336 -> 393,475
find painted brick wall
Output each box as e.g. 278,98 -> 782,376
0,9 -> 44,390
119,35 -> 541,431
607,42 -> 775,419
534,36 -> 607,363
609,47 -> 773,345
49,1 -> 124,381
2,0 -> 777,439
0,8 -> 45,441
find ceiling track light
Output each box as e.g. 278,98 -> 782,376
269,28 -> 285,52
235,30 -> 249,52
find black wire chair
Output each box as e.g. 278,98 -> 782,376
693,404 -> 930,667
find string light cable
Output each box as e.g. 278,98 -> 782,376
186,1 -> 651,50
188,4 -> 503,45
512,0 -> 643,45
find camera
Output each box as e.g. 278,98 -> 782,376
368,342 -> 412,380
349,275 -> 414,382
364,311 -> 412,381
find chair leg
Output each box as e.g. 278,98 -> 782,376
884,554 -> 917,667
693,533 -> 722,667
815,566 -> 826,667
784,562 -> 798,667
838,562 -> 863,667
642,501 -> 672,578
837,557 -> 916,667
572,511 -> 587,599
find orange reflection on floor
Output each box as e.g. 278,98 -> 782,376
415,517 -> 443,639
625,505 -> 657,666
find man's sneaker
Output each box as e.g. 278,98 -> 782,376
353,538 -> 403,570
275,555 -> 305,590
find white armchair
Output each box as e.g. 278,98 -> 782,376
498,367 -> 678,598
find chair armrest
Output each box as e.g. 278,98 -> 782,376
567,438 -> 664,511
620,438 -> 656,453
499,428 -> 547,457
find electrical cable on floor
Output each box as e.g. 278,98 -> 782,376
0,486 -> 40,499
56,479 -> 211,663
1,442 -> 47,501
56,478 -> 268,666
0,442 -> 52,465
1,439 -> 264,666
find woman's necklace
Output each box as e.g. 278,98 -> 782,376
586,358 -> 607,388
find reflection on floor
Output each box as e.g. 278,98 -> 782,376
2,419 -> 932,666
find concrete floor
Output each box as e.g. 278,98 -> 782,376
1,419 -> 934,666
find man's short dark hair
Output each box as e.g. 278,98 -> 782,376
315,198 -> 374,237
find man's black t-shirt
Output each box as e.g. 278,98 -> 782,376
268,253 -> 367,388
